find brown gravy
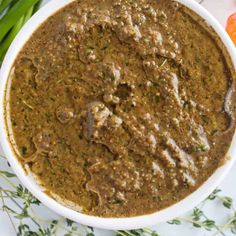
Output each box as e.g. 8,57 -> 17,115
7,0 -> 236,217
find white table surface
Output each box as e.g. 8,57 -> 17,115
0,0 -> 236,235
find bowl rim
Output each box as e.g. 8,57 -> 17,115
0,0 -> 236,230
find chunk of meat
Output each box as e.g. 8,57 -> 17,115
117,24 -> 142,42
83,102 -> 111,139
83,102 -> 129,156
166,137 -> 196,173
86,159 -> 141,204
56,106 -> 75,124
113,12 -> 142,42
180,171 -> 196,187
33,130 -> 55,152
223,85 -> 235,131
102,63 -> 123,104
102,62 -> 121,85
31,154 -> 45,174
78,47 -> 97,63
160,149 -> 176,168
117,111 -> 159,156
15,57 -> 38,81
151,161 -> 164,179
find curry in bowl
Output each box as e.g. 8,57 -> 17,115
6,0 -> 236,217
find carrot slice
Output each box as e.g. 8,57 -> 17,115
226,13 -> 236,45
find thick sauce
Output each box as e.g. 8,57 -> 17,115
7,0 -> 236,217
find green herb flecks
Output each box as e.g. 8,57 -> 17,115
159,59 -> 167,68
22,100 -> 34,110
193,143 -> 209,153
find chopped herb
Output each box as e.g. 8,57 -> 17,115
159,59 -> 167,68
221,196 -> 233,209
193,144 -> 209,152
192,208 -> 203,221
168,219 -> 182,225
183,100 -> 191,108
201,115 -> 209,124
195,56 -> 201,63
66,218 -> 74,227
207,188 -> 222,200
202,220 -> 216,231
22,100 -> 33,110
154,95 -> 160,103
21,146 -> 27,155
0,170 -> 16,178
101,45 -> 108,50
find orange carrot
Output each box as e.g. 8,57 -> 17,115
226,13 -> 236,45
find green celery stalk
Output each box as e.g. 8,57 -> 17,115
23,5 -> 34,22
0,0 -> 14,13
0,0 -> 39,42
33,0 -> 42,14
0,17 -> 24,62
0,5 -> 34,62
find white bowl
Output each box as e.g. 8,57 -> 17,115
0,0 -> 236,230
